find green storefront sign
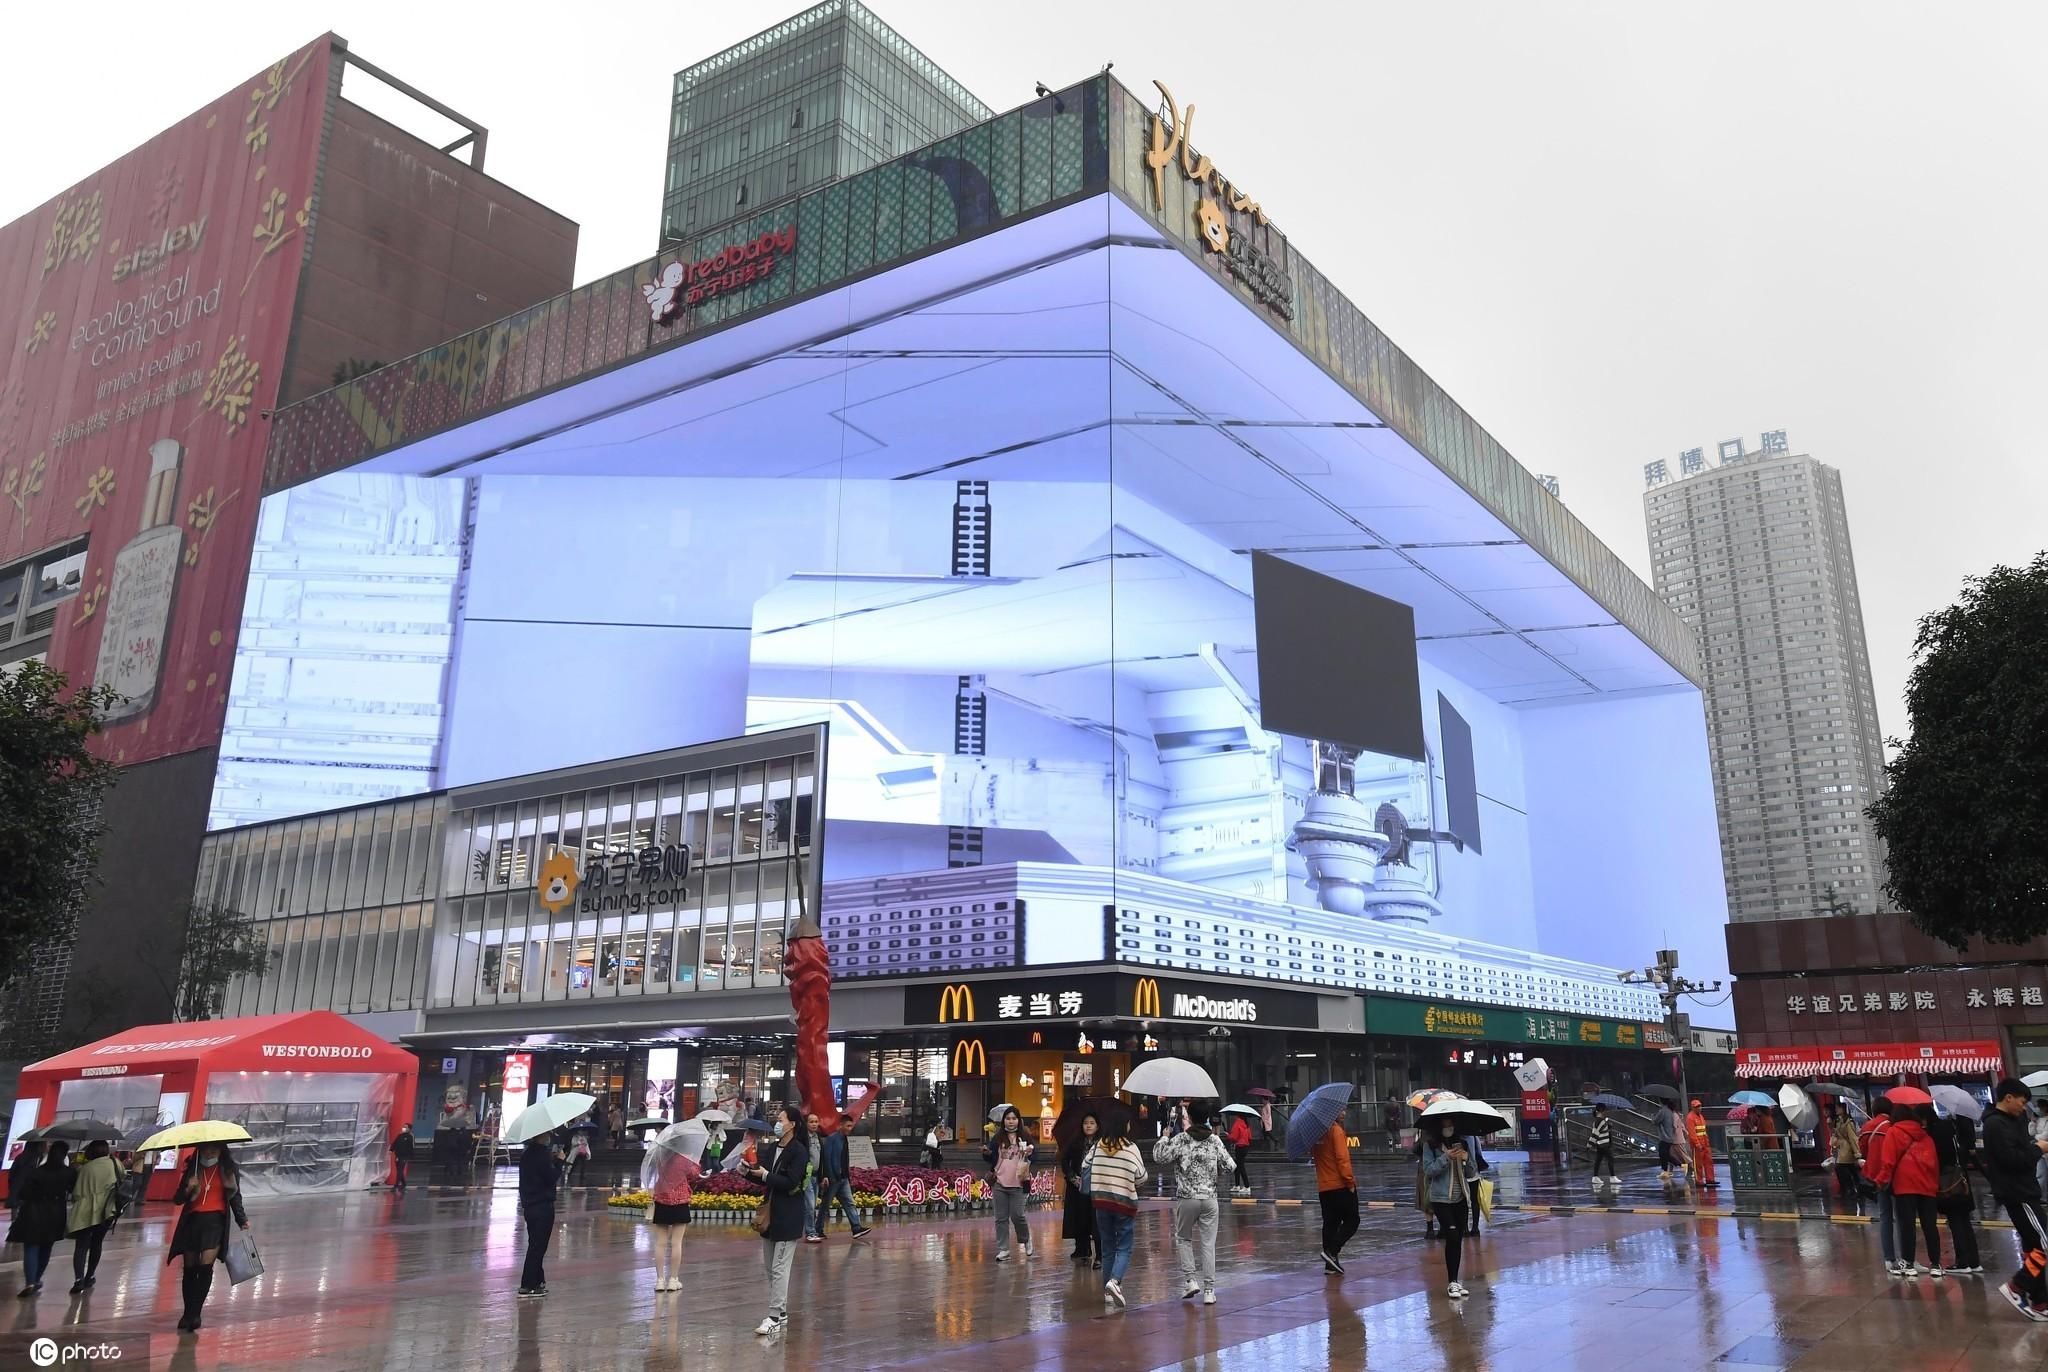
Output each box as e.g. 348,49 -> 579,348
1367,997 -> 1644,1050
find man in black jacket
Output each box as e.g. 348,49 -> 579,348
1985,1079 -> 2048,1321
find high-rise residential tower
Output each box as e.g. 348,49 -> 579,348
659,0 -> 990,247
1644,431 -> 1887,922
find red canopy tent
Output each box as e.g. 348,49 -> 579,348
8,1011 -> 417,1201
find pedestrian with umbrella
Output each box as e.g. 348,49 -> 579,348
1286,1082 -> 1357,1275
149,1123 -> 255,1333
7,1139 -> 73,1297
1222,1104 -> 1258,1196
1640,1085 -> 1683,1182
503,1091 -> 592,1297
7,1137 -> 44,1222
643,1120 -> 706,1293
65,1138 -> 123,1293
1588,1103 -> 1617,1191
1885,1093 -> 1942,1277
1419,1100 -> 1496,1300
1925,1101 -> 1982,1275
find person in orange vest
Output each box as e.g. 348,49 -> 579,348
1686,1100 -> 1717,1190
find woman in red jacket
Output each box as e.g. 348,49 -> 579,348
1227,1114 -> 1254,1196
1886,1107 -> 1943,1277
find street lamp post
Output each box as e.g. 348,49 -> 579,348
1620,947 -> 1723,1122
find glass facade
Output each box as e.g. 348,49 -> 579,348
660,0 -> 990,247
192,731 -> 820,1020
193,794 -> 444,1018
434,740 -> 815,1008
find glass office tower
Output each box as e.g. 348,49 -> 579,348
660,0 -> 990,247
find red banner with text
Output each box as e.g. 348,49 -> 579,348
0,37 -> 331,764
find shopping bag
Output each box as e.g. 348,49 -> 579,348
1473,1178 -> 1495,1220
223,1224 -> 265,1285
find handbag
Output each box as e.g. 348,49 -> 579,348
223,1223 -> 264,1285
1474,1177 -> 1495,1220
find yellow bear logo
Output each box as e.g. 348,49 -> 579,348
1194,199 -> 1229,254
537,850 -> 580,914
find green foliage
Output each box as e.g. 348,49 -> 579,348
0,660 -> 117,989
174,899 -> 272,1022
1868,552 -> 2048,947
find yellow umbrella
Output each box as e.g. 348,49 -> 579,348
136,1120 -> 253,1153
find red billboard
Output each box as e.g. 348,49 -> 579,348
0,37 -> 333,764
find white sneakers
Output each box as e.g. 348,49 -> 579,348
753,1316 -> 785,1336
1203,1290 -> 1217,1305
1447,1281 -> 1470,1299
995,1251 -> 1011,1262
1182,1282 -> 1201,1300
1104,1279 -> 1126,1309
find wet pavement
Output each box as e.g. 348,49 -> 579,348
2,1157 -> 2042,1370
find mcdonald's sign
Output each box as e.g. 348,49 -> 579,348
952,1038 -> 987,1077
1133,977 -> 1163,1018
938,984 -> 977,1023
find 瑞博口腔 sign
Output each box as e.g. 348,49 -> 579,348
1143,82 -> 1294,320
1368,996 -> 1642,1049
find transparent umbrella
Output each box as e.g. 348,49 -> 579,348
641,1120 -> 710,1191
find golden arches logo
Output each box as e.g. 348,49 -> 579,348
937,984 -> 976,1023
1134,977 -> 1162,1018
952,1039 -> 986,1077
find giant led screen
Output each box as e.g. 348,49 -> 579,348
215,198 -> 1727,1005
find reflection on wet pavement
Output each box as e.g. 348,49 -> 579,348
0,1157 -> 2038,1370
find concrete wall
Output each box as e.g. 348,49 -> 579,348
282,99 -> 578,404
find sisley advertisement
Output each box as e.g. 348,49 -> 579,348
0,38 -> 332,764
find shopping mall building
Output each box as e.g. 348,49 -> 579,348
169,72 -> 1730,1143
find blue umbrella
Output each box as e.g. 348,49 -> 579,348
1730,1091 -> 1776,1108
1285,1082 -> 1355,1161
1588,1093 -> 1634,1111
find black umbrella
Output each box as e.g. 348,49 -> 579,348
41,1118 -> 123,1143
1638,1084 -> 1682,1105
16,1125 -> 48,1143
123,1122 -> 165,1151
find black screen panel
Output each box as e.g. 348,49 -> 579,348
1251,552 -> 1425,761
1438,692 -> 1481,855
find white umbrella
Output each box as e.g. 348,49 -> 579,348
2025,1070 -> 2048,1090
641,1120 -> 710,1190
1418,1097 -> 1512,1136
1121,1057 -> 1220,1100
1777,1083 -> 1818,1133
1513,1058 -> 1551,1092
503,1092 -> 596,1143
1931,1084 -> 1984,1121
1220,1103 -> 1261,1118
694,1107 -> 733,1126
987,1103 -> 1018,1124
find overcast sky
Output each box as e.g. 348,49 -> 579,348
7,2 -> 2044,740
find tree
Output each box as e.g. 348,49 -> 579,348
330,358 -> 384,386
1868,552 -> 2048,947
171,900 -> 272,1022
0,661 -> 117,991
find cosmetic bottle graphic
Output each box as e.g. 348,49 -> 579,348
95,438 -> 186,722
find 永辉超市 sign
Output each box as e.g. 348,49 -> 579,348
1366,996 -> 1644,1049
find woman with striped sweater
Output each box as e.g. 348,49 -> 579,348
1085,1122 -> 1148,1309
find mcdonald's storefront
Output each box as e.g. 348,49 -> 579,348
903,970 -> 1363,1140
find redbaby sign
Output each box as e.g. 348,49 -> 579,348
0,38 -> 333,764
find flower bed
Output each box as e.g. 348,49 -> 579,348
603,1163 -> 1054,1217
